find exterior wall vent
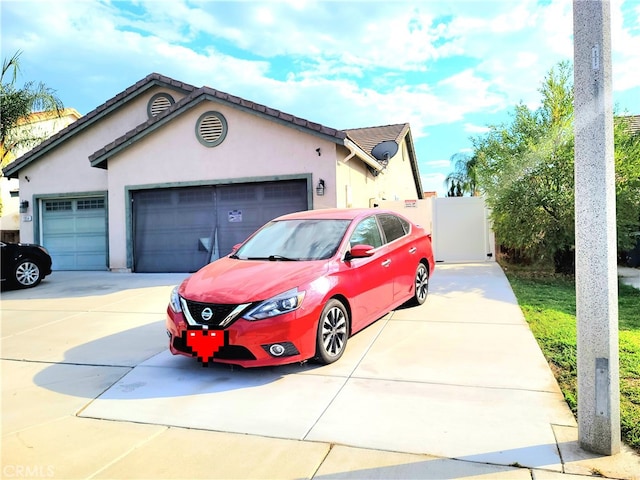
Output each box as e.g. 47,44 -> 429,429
147,93 -> 175,118
196,111 -> 228,147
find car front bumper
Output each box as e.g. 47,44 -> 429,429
165,306 -> 319,367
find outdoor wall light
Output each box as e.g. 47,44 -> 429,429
316,179 -> 326,196
19,200 -> 29,213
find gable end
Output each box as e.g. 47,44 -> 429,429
2,73 -> 197,178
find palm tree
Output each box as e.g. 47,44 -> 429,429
444,152 -> 480,196
1,51 -> 64,166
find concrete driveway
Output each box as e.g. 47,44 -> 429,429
1,264 -> 637,479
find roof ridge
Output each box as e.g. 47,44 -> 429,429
344,122 -> 409,132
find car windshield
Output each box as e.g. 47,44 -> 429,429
234,219 -> 352,261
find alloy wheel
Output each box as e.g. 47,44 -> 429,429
16,261 -> 41,287
316,299 -> 349,364
415,263 -> 429,305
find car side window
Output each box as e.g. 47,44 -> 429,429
378,214 -> 407,243
398,217 -> 411,234
349,216 -> 383,249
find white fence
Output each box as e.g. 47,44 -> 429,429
375,197 -> 495,263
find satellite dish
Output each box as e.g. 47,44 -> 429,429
371,140 -> 399,162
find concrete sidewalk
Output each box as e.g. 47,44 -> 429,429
1,265 -> 638,479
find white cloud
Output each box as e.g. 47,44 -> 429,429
435,69 -> 507,116
464,123 -> 490,134
611,0 -> 640,92
1,0 -> 637,156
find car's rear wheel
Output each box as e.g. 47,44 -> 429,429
314,299 -> 349,364
14,259 -> 43,288
413,262 -> 429,305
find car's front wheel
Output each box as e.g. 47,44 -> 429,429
14,259 -> 43,288
314,299 -> 349,364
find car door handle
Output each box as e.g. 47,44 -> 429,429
409,247 -> 417,254
382,259 -> 391,267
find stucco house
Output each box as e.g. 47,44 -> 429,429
3,73 -> 424,273
0,108 -> 81,242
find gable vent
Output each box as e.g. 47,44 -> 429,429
147,93 -> 175,118
196,111 -> 228,147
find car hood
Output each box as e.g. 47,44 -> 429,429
179,257 -> 330,304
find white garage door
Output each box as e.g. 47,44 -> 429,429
41,197 -> 108,270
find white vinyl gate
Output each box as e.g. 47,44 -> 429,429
376,197 -> 495,263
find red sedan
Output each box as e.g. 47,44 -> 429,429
166,208 -> 434,367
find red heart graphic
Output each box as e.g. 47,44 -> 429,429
185,329 -> 225,364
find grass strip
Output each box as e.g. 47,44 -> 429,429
503,267 -> 640,451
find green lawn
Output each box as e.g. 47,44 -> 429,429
503,266 -> 640,451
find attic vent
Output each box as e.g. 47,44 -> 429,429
147,93 -> 175,118
196,111 -> 228,147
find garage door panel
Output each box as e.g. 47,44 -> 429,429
42,197 -> 107,271
133,187 -> 216,273
42,216 -> 75,234
76,253 -> 108,269
75,216 -> 106,233
76,234 -> 107,250
216,182 -> 307,257
217,225 -> 258,254
51,254 -> 77,270
133,181 -> 308,273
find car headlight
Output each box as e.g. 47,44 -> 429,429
244,288 -> 305,321
169,286 -> 182,313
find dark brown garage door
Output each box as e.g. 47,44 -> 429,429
132,180 -> 308,272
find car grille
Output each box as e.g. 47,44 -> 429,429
182,300 -> 251,328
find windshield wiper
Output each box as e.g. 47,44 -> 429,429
269,255 -> 296,261
245,255 -> 297,261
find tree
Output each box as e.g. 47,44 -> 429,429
1,51 -> 64,167
444,152 -> 480,196
614,116 -> 640,253
473,62 -> 576,272
0,51 -> 64,215
473,61 -> 640,272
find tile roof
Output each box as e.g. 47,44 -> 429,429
3,72 -> 418,189
344,124 -> 410,155
89,85 -> 347,168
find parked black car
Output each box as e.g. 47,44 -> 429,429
0,242 -> 52,288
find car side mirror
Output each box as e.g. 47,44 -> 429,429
345,244 -> 374,260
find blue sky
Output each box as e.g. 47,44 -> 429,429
2,0 -> 639,196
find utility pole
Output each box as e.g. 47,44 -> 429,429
573,0 -> 621,455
